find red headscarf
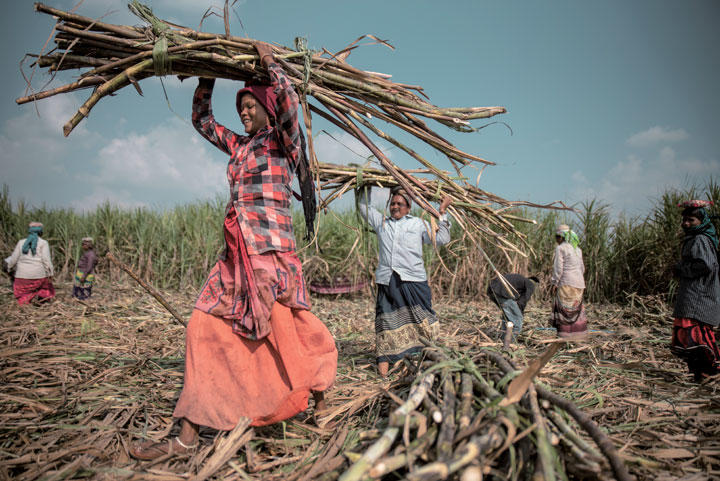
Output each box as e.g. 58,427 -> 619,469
236,84 -> 278,121
236,80 -> 318,242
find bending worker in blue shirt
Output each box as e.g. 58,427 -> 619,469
487,273 -> 539,342
357,185 -> 452,376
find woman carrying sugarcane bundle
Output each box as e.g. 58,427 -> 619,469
549,224 -> 588,338
3,222 -> 55,305
131,43 -> 337,459
670,200 -> 720,382
357,185 -> 452,377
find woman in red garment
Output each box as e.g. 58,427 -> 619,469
131,43 -> 337,459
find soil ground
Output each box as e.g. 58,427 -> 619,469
0,280 -> 718,480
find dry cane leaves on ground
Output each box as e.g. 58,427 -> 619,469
0,283 -> 718,480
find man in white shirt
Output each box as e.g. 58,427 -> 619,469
357,185 -> 451,376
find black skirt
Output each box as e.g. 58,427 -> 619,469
375,271 -> 438,363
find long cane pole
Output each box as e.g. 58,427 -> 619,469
106,252 -> 187,328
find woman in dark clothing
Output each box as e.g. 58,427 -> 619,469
670,200 -> 720,381
73,237 -> 97,300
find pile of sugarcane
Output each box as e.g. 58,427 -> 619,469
332,342 -> 631,481
18,1 -> 570,255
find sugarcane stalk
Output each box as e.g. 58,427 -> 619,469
388,374 -> 435,426
336,94 -> 485,165
105,252 -> 186,327
369,425 -> 438,478
458,373 -> 473,430
340,374 -> 435,481
546,409 -> 603,462
35,2 -> 145,39
55,23 -> 152,50
319,179 -> 354,210
79,39 -> 226,78
454,406 -> 490,444
535,384 -> 631,481
338,429 -> 399,481
563,443 -> 602,475
479,349 -> 632,481
342,107 -> 478,192
321,102 -> 438,217
308,66 -> 505,123
63,58 -> 156,136
526,384 -> 556,481
36,53 -> 110,69
436,370 -> 456,462
407,425 -> 504,481
423,395 -> 442,424
16,76 -> 107,104
503,321 -> 514,350
55,34 -> 145,55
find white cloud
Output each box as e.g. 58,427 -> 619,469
70,189 -> 148,211
571,171 -> 588,184
1,95 -> 226,210
11,92 -> 88,138
570,148 -> 720,215
0,94 -> 88,197
86,118 -> 226,204
626,126 -> 688,147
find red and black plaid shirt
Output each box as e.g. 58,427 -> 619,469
192,63 -> 301,255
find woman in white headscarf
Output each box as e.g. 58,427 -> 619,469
549,224 -> 587,338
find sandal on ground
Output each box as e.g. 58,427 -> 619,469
130,437 -> 197,460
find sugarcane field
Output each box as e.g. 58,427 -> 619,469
2,1 -> 720,481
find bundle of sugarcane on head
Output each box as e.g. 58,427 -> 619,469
18,1 -> 571,259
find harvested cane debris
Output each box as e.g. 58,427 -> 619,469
333,342 -> 630,481
1,287 -> 719,480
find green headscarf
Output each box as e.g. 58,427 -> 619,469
22,224 -> 44,255
556,225 -> 580,249
682,206 -> 719,250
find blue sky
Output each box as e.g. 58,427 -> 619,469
1,0 -> 719,216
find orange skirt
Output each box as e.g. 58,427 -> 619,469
173,304 -> 337,429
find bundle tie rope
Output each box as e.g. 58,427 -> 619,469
294,37 -> 312,94
152,35 -> 171,76
129,0 -> 172,76
355,164 -> 365,190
